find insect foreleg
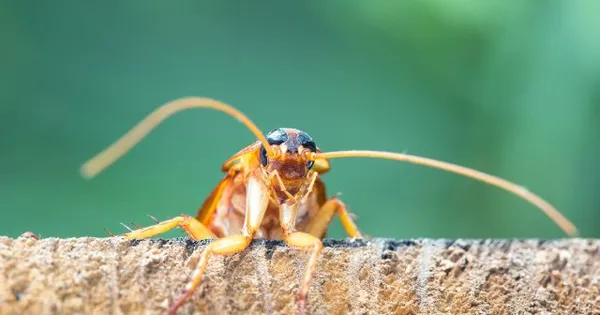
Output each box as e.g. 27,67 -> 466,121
282,228 -> 323,315
276,200 -> 320,315
168,234 -> 251,315
169,175 -> 270,315
305,197 -> 363,239
119,215 -> 216,240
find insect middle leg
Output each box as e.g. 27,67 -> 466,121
305,197 -> 363,239
120,215 -> 217,241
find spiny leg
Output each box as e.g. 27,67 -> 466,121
280,191 -> 359,314
305,197 -> 363,239
283,231 -> 323,315
275,172 -> 327,314
169,175 -> 270,314
119,215 -> 216,241
168,233 -> 253,315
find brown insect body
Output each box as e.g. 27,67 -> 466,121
204,128 -> 328,240
80,97 -> 577,315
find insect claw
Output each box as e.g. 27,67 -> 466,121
147,214 -> 160,223
120,222 -> 134,232
104,228 -> 115,237
169,290 -> 192,315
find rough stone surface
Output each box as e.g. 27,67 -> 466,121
0,235 -> 599,315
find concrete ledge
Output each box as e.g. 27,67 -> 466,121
1,236 -> 599,314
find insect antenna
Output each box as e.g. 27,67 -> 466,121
80,97 -> 275,179
314,150 -> 577,236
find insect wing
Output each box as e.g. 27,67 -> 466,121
196,174 -> 232,225
220,141 -> 261,172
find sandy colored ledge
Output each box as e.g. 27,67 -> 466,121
0,235 -> 599,315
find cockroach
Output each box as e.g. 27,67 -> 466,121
80,97 -> 577,315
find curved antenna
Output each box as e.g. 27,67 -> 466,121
315,150 -> 577,236
80,97 -> 274,179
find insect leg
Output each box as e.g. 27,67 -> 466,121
168,234 -> 252,315
169,175 -> 270,315
305,197 -> 363,239
282,230 -> 323,315
119,215 -> 216,241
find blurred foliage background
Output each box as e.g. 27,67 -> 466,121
1,1 -> 599,239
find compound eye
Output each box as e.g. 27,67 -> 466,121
260,146 -> 268,166
266,128 -> 288,145
261,129 -> 287,167
298,132 -> 316,150
297,131 -> 317,169
302,140 -> 316,153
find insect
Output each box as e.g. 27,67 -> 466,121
80,97 -> 577,315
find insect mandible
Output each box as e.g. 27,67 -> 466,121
80,97 -> 577,315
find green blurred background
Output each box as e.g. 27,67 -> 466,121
1,1 -> 599,239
